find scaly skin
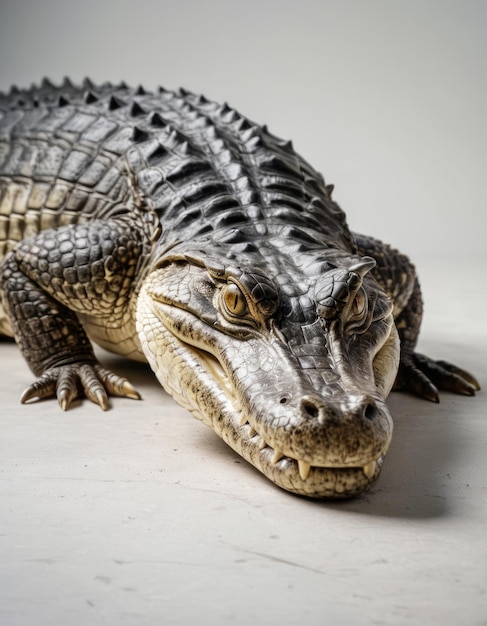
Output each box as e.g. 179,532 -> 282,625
0,80 -> 480,498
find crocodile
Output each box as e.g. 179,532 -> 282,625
0,79 -> 480,498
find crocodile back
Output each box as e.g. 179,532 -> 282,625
0,80 -> 355,264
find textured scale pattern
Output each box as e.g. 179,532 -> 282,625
0,79 -> 353,262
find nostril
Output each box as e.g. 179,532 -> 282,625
301,398 -> 320,419
364,403 -> 377,420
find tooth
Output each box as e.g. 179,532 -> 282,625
362,460 -> 377,479
258,438 -> 267,450
271,450 -> 284,465
239,412 -> 248,426
248,427 -> 256,437
298,460 -> 311,481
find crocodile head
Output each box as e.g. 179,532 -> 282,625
136,249 -> 399,498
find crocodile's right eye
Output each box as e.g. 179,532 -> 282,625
222,283 -> 249,317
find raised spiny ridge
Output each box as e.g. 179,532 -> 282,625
82,77 -> 95,90
147,144 -> 169,165
131,125 -> 149,143
57,95 -> 70,107
0,78 -> 353,253
195,94 -> 208,105
149,111 -> 167,128
41,77 -> 55,90
130,101 -> 146,117
84,90 -> 99,104
108,95 -> 126,111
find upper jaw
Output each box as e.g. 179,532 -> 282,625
214,320 -> 395,464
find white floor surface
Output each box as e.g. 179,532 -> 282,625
1,258 -> 486,626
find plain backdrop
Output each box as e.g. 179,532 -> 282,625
0,0 -> 485,261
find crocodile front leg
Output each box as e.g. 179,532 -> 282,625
0,220 -> 143,410
354,233 -> 480,401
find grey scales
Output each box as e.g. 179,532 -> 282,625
0,79 -> 480,498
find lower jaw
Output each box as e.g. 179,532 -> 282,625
258,452 -> 384,498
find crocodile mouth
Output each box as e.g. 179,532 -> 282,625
236,411 -> 385,496
194,346 -> 387,498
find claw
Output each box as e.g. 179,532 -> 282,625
21,371 -> 58,404
58,386 -> 78,411
19,362 -> 141,410
119,380 -> 141,400
78,364 -> 110,409
21,377 -> 56,404
57,366 -> 81,410
93,365 -> 142,401
396,351 -> 480,402
94,389 -> 110,411
422,381 -> 440,404
415,353 -> 479,398
20,387 -> 36,404
436,360 -> 481,392
394,357 -> 440,402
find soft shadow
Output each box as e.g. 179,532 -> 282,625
192,390 -> 470,520
95,349 -> 471,520
0,335 -> 15,343
317,392 -> 467,519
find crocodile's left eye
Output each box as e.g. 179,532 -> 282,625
346,288 -> 371,334
352,289 -> 366,317
222,283 -> 249,317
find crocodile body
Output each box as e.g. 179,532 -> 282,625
0,80 -> 479,498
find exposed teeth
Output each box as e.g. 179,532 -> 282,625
362,460 -> 377,479
271,450 -> 284,465
298,460 -> 311,481
236,411 -> 379,484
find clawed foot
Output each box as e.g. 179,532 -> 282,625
394,352 -> 481,402
21,362 -> 141,411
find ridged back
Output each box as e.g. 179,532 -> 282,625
0,79 -> 354,262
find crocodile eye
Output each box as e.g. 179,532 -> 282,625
352,290 -> 366,316
222,283 -> 248,317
